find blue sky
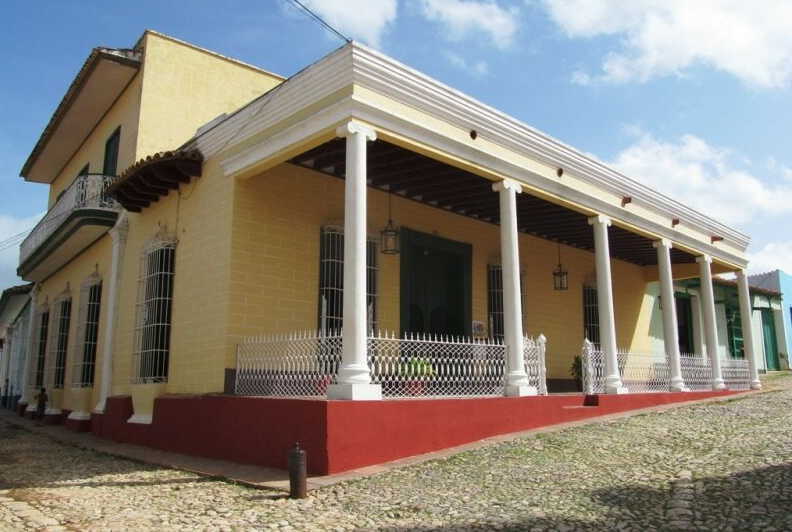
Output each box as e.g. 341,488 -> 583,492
2,0 -> 792,290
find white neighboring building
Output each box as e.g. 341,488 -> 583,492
0,284 -> 33,409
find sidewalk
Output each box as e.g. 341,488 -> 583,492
0,389 -> 760,493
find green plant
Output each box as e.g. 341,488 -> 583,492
400,357 -> 436,378
569,355 -> 583,381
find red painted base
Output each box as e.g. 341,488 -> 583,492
87,390 -> 739,475
64,416 -> 91,432
16,402 -> 27,417
43,412 -> 64,425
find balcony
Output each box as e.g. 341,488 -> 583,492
18,174 -> 121,282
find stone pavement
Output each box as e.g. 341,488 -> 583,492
0,373 -> 790,530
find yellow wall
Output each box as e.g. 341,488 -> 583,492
111,158 -> 235,412
48,75 -> 143,205
136,32 -> 283,159
31,235 -> 113,413
227,163 -> 652,381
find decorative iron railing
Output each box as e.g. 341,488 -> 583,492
20,174 -> 119,264
524,335 -> 547,395
581,340 -> 751,394
368,331 -> 507,398
235,330 -> 548,399
235,331 -> 342,397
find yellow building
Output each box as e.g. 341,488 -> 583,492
16,32 -> 762,471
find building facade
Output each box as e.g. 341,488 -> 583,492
12,32 -> 765,472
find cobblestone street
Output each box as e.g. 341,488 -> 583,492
1,375 -> 792,531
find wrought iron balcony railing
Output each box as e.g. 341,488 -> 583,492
20,174 -> 120,265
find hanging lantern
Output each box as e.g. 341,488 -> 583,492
380,192 -> 400,255
553,243 -> 568,291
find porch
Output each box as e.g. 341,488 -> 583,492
225,120 -> 759,399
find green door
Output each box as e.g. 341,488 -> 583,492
761,309 -> 780,371
400,229 -> 471,336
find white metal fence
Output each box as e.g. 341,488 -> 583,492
581,340 -> 751,394
20,174 -> 118,264
235,331 -> 342,397
235,330 -> 548,399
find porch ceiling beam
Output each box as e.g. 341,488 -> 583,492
370,164 -> 456,186
403,178 -> 486,197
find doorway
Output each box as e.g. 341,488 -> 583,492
400,229 -> 472,336
761,309 -> 780,371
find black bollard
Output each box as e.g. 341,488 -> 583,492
288,441 -> 307,499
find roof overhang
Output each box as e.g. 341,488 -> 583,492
20,48 -> 141,183
191,42 -> 751,270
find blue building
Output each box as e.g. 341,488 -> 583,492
749,270 -> 792,369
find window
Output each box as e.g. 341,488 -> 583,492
50,297 -> 72,389
317,227 -> 377,333
583,285 -> 600,347
103,127 -> 120,176
33,310 -> 49,388
133,239 -> 176,383
725,306 -> 744,359
486,264 -> 525,338
72,276 -> 102,387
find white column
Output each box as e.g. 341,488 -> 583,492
18,287 -> 37,409
94,214 -> 129,413
588,215 -> 627,394
736,270 -> 762,390
327,120 -> 381,401
654,239 -> 688,392
696,255 -> 726,390
493,178 -> 536,396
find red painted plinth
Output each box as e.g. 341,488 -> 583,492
16,402 -> 27,417
64,417 -> 91,432
90,389 -> 739,475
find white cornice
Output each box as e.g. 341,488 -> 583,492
200,41 -> 749,266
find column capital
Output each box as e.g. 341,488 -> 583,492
587,214 -> 611,227
652,238 -> 673,250
492,178 -> 522,194
735,269 -> 749,280
335,120 -> 377,142
695,254 -> 712,264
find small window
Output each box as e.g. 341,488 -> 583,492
583,285 -> 600,347
486,264 -> 525,338
133,239 -> 176,383
33,310 -> 50,388
73,276 -> 102,387
317,227 -> 377,333
103,127 -> 121,176
49,297 -> 72,389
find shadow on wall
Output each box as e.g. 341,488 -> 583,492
387,462 -> 792,531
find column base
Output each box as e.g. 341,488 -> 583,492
327,383 -> 382,400
605,384 -> 629,394
93,399 -> 106,414
750,380 -> 762,390
16,401 -> 28,416
670,379 -> 689,392
504,384 -> 538,397
711,379 -> 726,391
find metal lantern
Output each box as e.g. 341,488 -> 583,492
380,192 -> 400,255
553,243 -> 568,291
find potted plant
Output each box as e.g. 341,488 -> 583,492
570,355 -> 583,392
400,357 -> 435,396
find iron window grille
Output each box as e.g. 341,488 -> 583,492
48,295 -> 72,389
32,309 -> 49,388
318,226 -> 378,333
486,264 -> 525,338
72,274 -> 102,387
583,285 -> 600,348
132,237 -> 176,384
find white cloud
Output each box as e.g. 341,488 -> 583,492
445,51 -> 489,77
748,241 -> 792,275
541,0 -> 792,87
608,131 -> 792,226
419,0 -> 520,49
301,0 -> 398,48
0,212 -> 43,291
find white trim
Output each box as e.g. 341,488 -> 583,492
196,42 -> 747,260
44,407 -> 62,415
127,414 -> 152,425
66,410 -> 91,421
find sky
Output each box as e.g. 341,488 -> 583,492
2,0 -> 792,290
